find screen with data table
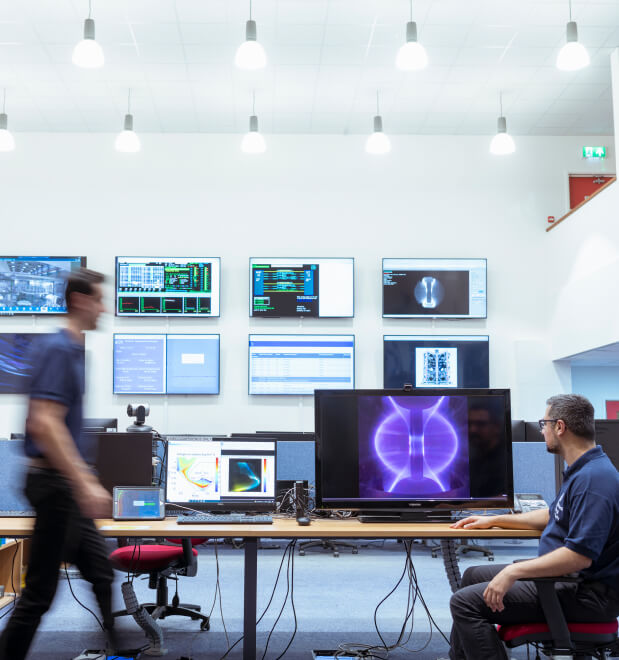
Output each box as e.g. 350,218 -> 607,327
116,257 -> 220,317
249,258 -> 353,317
249,334 -> 355,395
113,334 -> 220,394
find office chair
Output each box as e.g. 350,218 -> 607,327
298,538 -> 358,558
498,576 -> 619,659
109,538 -> 210,633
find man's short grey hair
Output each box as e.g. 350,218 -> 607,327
546,394 -> 595,441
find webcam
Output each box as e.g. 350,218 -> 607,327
126,403 -> 152,433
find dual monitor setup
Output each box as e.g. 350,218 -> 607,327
99,387 -> 515,522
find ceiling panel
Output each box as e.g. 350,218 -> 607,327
0,0 -> 614,135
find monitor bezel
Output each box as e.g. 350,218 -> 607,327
382,334 -> 490,389
112,333 -> 221,395
314,387 -> 514,512
381,257 -> 488,319
0,256 -> 87,316
248,333 -> 356,396
164,437 -> 277,513
114,256 -> 221,318
248,257 -> 355,318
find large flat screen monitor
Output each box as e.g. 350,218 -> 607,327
382,258 -> 487,318
315,388 -> 513,520
93,432 -> 154,494
113,334 -> 220,394
115,257 -> 220,317
249,257 -> 354,317
383,335 -> 489,389
165,438 -> 276,512
249,334 -> 355,395
0,333 -> 53,394
0,256 -> 86,315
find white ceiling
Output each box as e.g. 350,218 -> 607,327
0,0 -> 618,135
561,341 -> 619,366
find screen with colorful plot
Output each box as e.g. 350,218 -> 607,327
165,438 -> 276,512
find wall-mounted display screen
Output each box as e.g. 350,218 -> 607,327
249,334 -> 355,395
384,335 -> 489,389
0,333 -> 51,394
382,258 -> 487,318
115,257 -> 220,317
0,256 -> 86,315
113,334 -> 220,394
249,258 -> 354,318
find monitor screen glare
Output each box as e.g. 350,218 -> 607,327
384,335 -> 489,389
249,334 -> 355,395
113,334 -> 220,394
250,258 -> 353,317
0,256 -> 86,315
165,439 -> 276,511
116,257 -> 220,317
316,389 -> 513,513
382,258 -> 487,318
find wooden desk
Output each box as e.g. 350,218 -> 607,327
0,517 -> 540,659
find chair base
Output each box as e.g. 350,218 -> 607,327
298,539 -> 358,558
114,603 -> 210,631
456,541 -> 494,560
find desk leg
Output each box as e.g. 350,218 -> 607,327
243,537 -> 258,660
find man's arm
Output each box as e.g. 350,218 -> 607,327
450,508 -> 550,531
483,546 -> 592,612
27,399 -> 111,519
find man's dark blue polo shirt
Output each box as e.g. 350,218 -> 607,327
538,445 -> 619,594
24,329 -> 88,461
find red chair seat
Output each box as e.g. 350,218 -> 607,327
110,545 -> 198,572
499,620 -> 618,646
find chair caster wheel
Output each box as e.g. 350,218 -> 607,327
299,550 -> 305,556
352,549 -> 358,554
333,552 -> 339,557
488,557 -> 494,562
201,619 -> 210,631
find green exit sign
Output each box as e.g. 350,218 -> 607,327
583,146 -> 606,158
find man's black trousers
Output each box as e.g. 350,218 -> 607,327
0,467 -> 114,660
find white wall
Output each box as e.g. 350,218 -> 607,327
0,132 -> 612,436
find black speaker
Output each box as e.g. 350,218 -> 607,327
294,480 -> 307,520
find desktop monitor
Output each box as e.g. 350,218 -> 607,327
93,432 -> 154,494
83,418 -> 118,433
113,334 -> 220,394
315,388 -> 514,520
0,256 -> 86,315
383,335 -> 489,389
382,258 -> 487,318
248,334 -> 355,395
594,420 -> 619,470
165,438 -> 276,512
115,256 -> 220,317
249,257 -> 354,318
0,333 -> 51,394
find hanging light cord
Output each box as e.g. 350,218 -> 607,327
409,0 -> 413,22
88,0 -> 92,19
2,88 -> 6,114
252,90 -> 256,115
127,89 -> 131,115
499,90 -> 503,117
568,0 -> 572,21
376,90 -> 380,116
249,0 -> 252,21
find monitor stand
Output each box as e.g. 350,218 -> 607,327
358,510 -> 454,523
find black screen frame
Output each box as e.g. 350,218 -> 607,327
314,387 -> 514,513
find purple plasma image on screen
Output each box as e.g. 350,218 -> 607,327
358,395 -> 470,499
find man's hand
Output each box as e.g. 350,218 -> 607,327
450,515 -> 497,529
483,565 -> 517,612
76,480 -> 112,519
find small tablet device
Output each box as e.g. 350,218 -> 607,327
113,487 -> 165,521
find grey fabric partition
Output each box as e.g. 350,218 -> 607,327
0,439 -> 30,510
512,441 -> 556,505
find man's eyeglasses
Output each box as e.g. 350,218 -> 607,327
538,419 -> 558,430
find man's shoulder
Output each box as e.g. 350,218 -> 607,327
570,455 -> 619,497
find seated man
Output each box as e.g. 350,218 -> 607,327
448,393 -> 619,660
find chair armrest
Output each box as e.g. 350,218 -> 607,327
180,537 -> 198,577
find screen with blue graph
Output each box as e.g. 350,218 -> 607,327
0,333 -> 52,394
315,388 -> 513,513
0,256 -> 86,315
165,439 -> 276,512
113,334 -> 219,394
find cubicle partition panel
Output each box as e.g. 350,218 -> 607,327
511,441 -> 557,505
0,440 -> 31,512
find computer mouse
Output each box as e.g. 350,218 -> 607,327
296,516 -> 311,526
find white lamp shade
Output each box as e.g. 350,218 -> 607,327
72,39 -> 104,68
241,130 -> 266,154
235,40 -> 267,70
0,128 -> 15,152
395,41 -> 428,71
489,131 -> 515,155
365,131 -> 391,155
556,41 -> 590,71
115,129 -> 141,153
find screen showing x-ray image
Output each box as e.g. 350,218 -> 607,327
382,258 -> 487,318
415,347 -> 458,387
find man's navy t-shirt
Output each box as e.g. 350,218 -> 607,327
24,329 -> 88,461
538,446 -> 619,594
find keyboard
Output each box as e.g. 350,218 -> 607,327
0,510 -> 36,517
176,513 -> 273,525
